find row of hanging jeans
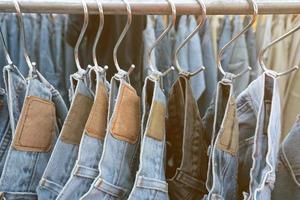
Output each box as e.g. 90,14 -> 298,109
0,11 -> 300,200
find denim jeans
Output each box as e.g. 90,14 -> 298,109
0,68 -> 67,199
81,74 -> 141,200
128,76 -> 168,200
237,72 -> 281,200
56,67 -> 109,199
0,87 -> 9,175
166,76 -> 208,200
37,70 -> 93,200
6,14 -> 20,68
205,74 -> 239,200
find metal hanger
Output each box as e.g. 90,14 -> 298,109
147,0 -> 176,78
258,23 -> 299,77
173,0 -> 206,78
74,0 -> 89,75
0,25 -> 13,66
217,0 -> 257,79
113,0 -> 135,77
13,0 -> 36,73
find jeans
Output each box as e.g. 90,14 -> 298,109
81,74 -> 141,200
205,74 -> 239,200
237,72 -> 281,200
56,67 -> 109,199
166,76 -> 208,200
0,69 -> 67,199
37,70 -> 93,200
0,87 -> 9,175
6,14 -> 20,68
271,116 -> 300,200
128,76 -> 168,200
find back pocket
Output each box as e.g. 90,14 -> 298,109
12,96 -> 56,152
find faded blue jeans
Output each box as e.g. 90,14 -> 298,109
128,75 -> 168,200
37,70 -> 93,200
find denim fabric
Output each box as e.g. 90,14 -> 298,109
81,74 -> 141,200
166,76 -> 208,200
128,76 -> 168,200
198,19 -> 217,116
37,70 -> 93,200
155,16 -> 176,94
237,72 -> 281,200
272,116 -> 300,200
0,68 -> 67,199
56,67 -> 109,199
0,15 -> 8,88
6,14 -> 20,67
0,87 -> 9,175
205,74 -> 239,200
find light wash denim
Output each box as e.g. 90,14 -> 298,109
0,87 -> 9,175
271,116 -> 300,200
205,73 -> 239,200
237,72 -> 281,200
0,68 -> 67,199
56,67 -> 109,200
175,15 -> 205,101
155,15 -> 176,94
6,14 -> 20,67
37,70 -> 93,200
0,14 -> 8,88
128,76 -> 168,200
198,19 -> 217,116
81,73 -> 141,200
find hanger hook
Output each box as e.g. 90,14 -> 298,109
258,23 -> 300,78
113,0 -> 135,76
13,0 -> 35,73
74,0 -> 89,74
217,0 -> 257,79
0,25 -> 13,66
147,0 -> 176,77
173,0 -> 206,78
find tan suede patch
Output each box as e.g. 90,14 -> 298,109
12,96 -> 56,152
110,83 -> 140,144
60,93 -> 93,144
146,101 -> 166,141
216,96 -> 239,155
85,83 -> 108,140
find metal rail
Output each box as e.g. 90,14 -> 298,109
0,0 -> 299,15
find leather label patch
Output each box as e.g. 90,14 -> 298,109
85,83 -> 108,140
12,96 -> 56,152
110,83 -> 141,144
146,101 -> 166,141
216,96 -> 239,155
60,93 -> 93,144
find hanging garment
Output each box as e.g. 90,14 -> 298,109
204,73 -> 239,200
81,74 -> 141,200
0,68 -> 67,199
237,72 -> 281,200
272,116 -> 300,200
128,76 -> 168,200
166,76 -> 208,200
56,67 -> 109,199
37,70 -> 93,200
0,86 -> 9,174
6,14 -> 20,68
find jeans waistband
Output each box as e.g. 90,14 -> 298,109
39,177 -> 63,195
93,178 -> 128,198
72,164 -> 99,180
173,169 -> 207,193
0,191 -> 38,200
135,176 -> 168,193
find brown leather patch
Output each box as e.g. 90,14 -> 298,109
146,101 -> 166,141
60,93 -> 93,144
110,83 -> 141,144
85,83 -> 108,140
216,96 -> 239,155
12,96 -> 56,152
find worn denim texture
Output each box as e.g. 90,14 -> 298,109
37,70 -> 93,200
128,76 -> 168,200
237,72 -> 281,200
0,68 -> 67,199
56,67 -> 109,200
166,76 -> 208,200
205,74 -> 239,200
272,116 -> 300,200
0,87 -> 9,175
6,14 -> 20,68
81,74 -> 141,200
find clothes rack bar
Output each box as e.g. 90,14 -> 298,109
0,0 -> 300,15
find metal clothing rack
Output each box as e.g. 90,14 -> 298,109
0,0 -> 299,15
